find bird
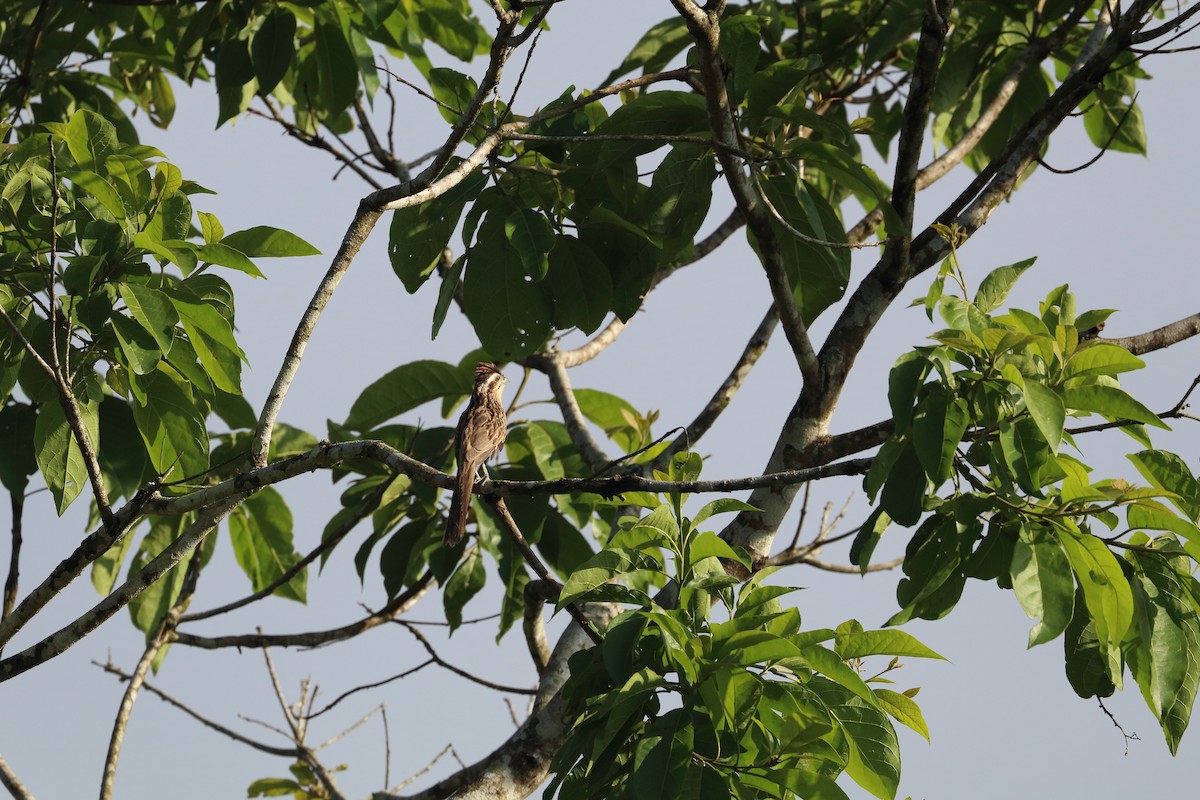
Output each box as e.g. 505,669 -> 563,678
444,362 -> 509,547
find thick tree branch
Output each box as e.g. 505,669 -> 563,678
0,753 -> 33,800
0,497 -> 237,682
1102,312 -> 1200,355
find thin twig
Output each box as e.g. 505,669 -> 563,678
173,570 -> 434,651
94,661 -> 300,757
394,620 -> 538,694
182,474 -> 399,622
304,660 -> 434,721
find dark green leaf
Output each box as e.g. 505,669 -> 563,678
252,9 -> 297,95
344,360 -> 470,432
445,547 -> 486,630
548,235 -> 613,335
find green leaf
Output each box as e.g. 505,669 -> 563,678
119,283 -> 179,354
195,242 -> 264,278
251,9 -> 297,95
215,36 -> 256,126
973,257 -> 1035,313
247,777 -> 302,797
1127,550 -> 1200,753
314,21 -> 359,115
750,175 -> 850,323
428,67 -> 479,124
1063,385 -> 1169,429
344,360 -> 469,432
0,403 -> 38,493
641,143 -> 716,260
130,367 -> 209,481
691,497 -> 759,528
1127,450 -> 1200,521
432,254 -> 464,339
504,207 -> 554,280
911,390 -> 968,485
445,547 -> 486,630
574,388 -> 644,453
1065,344 -> 1145,379
999,416 -> 1052,494
887,351 -> 929,434
169,292 -> 245,394
64,110 -> 118,171
602,17 -> 691,84
220,226 -> 320,257
874,688 -> 931,742
34,396 -> 97,514
389,165 -> 486,292
687,531 -> 750,570
228,487 -> 306,602
65,170 -> 126,219
548,235 -> 613,335
1058,527 -> 1134,686
92,520 -> 136,596
463,221 -> 553,359
1010,524 -> 1075,647
111,313 -> 162,375
633,709 -> 691,800
811,677 -> 900,800
880,439 -> 925,526
834,629 -> 946,661
128,515 -> 191,641
1024,381 -> 1065,453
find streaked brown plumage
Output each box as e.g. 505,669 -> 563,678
444,362 -> 508,547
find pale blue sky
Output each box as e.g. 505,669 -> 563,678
2,4 -> 1199,799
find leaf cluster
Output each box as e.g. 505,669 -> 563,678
547,455 -> 942,800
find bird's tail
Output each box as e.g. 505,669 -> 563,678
444,466 -> 474,547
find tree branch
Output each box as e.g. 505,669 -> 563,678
0,497 -> 238,682
375,603 -> 618,800
2,493 -> 21,634
394,621 -> 537,695
671,0 -> 820,383
487,497 -> 602,646
171,571 -> 433,651
1101,312 -> 1200,355
94,660 -> 302,757
0,752 -> 32,800
655,307 -> 778,468
100,554 -> 202,800
523,353 -> 612,473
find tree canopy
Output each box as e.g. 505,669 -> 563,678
1,1 -> 1199,799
